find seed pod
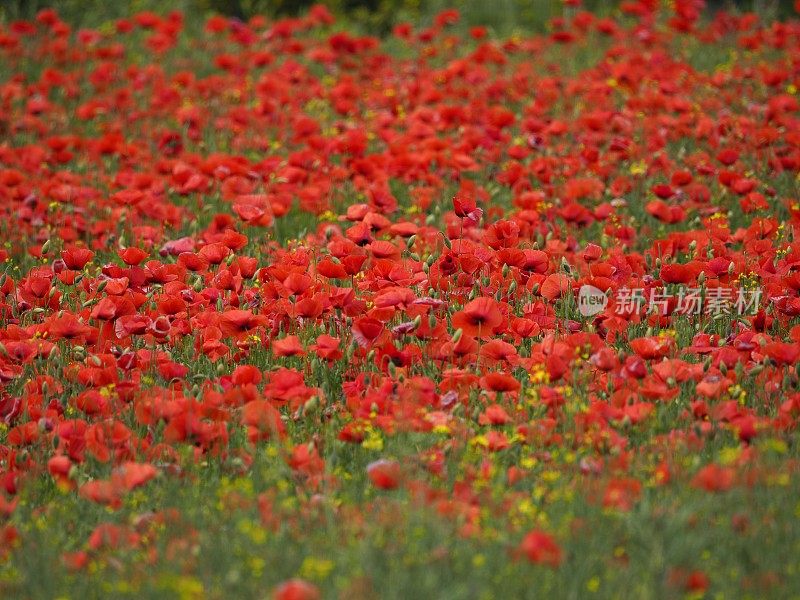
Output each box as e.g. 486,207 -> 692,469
303,395 -> 319,414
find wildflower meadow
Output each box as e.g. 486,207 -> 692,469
1,1 -> 800,598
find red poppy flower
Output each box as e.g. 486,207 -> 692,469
519,530 -> 562,567
367,459 -> 401,490
273,579 -> 320,600
452,298 -> 503,336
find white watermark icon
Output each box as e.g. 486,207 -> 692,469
578,285 -> 609,317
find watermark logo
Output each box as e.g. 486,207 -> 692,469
578,284 -> 608,317
575,286 -> 762,317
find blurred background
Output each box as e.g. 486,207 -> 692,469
1,0 -> 797,35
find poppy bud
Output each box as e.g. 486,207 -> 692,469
703,357 -> 712,372
442,234 -> 451,249
89,354 -> 102,367
509,280 -> 517,295
698,271 -> 705,285
96,279 -> 108,293
423,263 -> 430,274
502,264 -> 509,277
720,362 -> 727,375
48,286 -> 57,299
688,240 -> 697,253
655,258 -> 661,268
494,289 -> 502,301
0,343 -> 7,359
409,253 -> 420,261
428,313 -> 436,329
728,262 -> 735,275
303,396 -> 319,414
41,239 -> 51,255
412,315 -> 421,329
406,235 -> 416,250
451,328 -> 463,343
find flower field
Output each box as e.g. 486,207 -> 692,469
3,1 -> 800,598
